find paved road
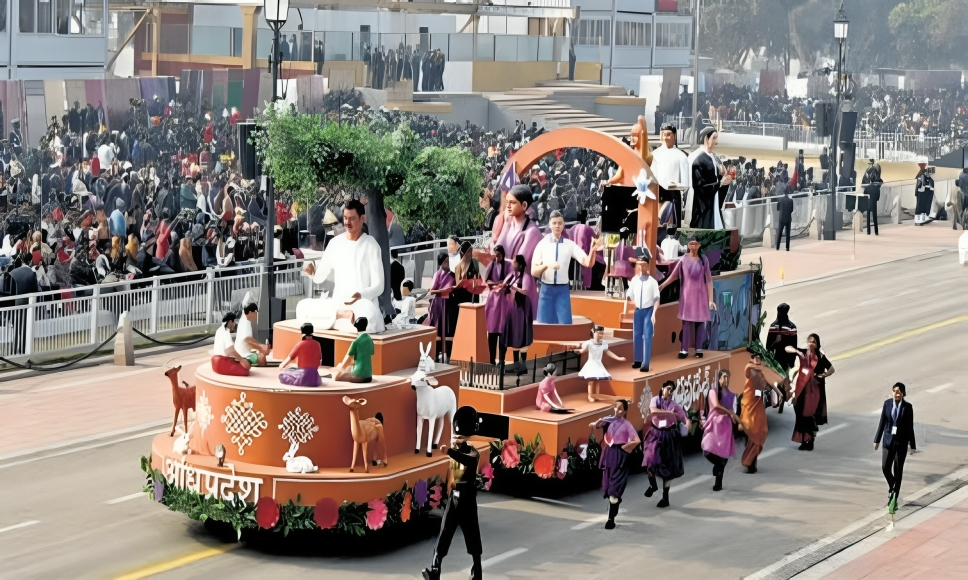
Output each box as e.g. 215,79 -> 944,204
1,250 -> 965,580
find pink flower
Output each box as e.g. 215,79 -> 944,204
500,439 -> 520,469
366,498 -> 388,530
430,483 -> 443,509
481,463 -> 494,491
414,479 -> 429,507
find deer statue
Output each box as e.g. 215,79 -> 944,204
410,368 -> 456,457
165,366 -> 196,436
342,396 -> 387,473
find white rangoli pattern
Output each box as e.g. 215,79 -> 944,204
196,391 -> 213,435
220,392 -> 268,456
278,407 -> 320,446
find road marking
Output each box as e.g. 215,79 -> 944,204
831,313 -> 968,361
114,544 -> 239,580
670,475 -> 713,493
0,428 -> 167,471
870,409 -> 882,414
571,516 -> 607,530
746,467 -> 968,580
105,493 -> 145,505
0,419 -> 171,462
759,423 -> 850,461
0,520 -> 39,534
530,496 -> 583,508
894,288 -> 918,297
856,298 -> 881,307
463,547 -> 529,573
936,432 -> 968,439
926,382 -> 952,394
815,309 -> 840,318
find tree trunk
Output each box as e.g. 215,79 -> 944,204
365,188 -> 395,320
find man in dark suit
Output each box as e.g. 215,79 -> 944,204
775,192 -> 794,251
875,382 -> 916,503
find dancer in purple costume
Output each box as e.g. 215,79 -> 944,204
642,380 -> 692,507
424,252 -> 455,360
591,399 -> 641,529
483,245 -> 511,364
702,369 -> 741,491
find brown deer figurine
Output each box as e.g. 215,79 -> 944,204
166,366 -> 196,436
342,396 -> 387,473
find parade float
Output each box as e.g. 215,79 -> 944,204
142,122 -> 768,538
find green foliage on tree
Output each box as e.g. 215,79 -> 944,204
251,104 -> 483,237
389,145 -> 484,238
888,0 -> 968,69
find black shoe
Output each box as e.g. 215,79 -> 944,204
713,473 -> 723,491
678,351 -> 688,359
640,365 -> 650,373
632,361 -> 641,369
748,464 -> 757,474
422,567 -> 441,580
469,556 -> 483,580
657,487 -> 670,508
645,485 -> 657,498
806,440 -> 814,451
695,352 -> 703,358
605,501 -> 619,529
798,441 -> 808,451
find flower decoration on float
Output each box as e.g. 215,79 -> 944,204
366,498 -> 388,530
400,492 -> 413,522
533,453 -> 556,479
414,479 -> 429,507
429,483 -> 443,509
499,439 -> 520,469
313,498 -> 339,530
256,497 -> 280,529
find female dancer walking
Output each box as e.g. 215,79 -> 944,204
642,380 -> 691,507
702,369 -> 740,491
591,399 -> 640,529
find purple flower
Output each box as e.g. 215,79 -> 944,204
414,479 -> 428,507
153,480 -> 164,502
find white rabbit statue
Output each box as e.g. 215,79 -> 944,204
172,427 -> 191,455
418,341 -> 436,373
283,441 -> 318,474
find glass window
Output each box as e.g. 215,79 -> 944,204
577,19 -> 610,46
20,0 -> 103,34
655,22 -> 689,48
0,0 -> 6,32
615,21 -> 651,47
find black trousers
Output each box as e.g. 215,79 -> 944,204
867,208 -> 879,235
434,494 -> 482,557
882,443 -> 908,495
776,221 -> 791,251
659,186 -> 682,228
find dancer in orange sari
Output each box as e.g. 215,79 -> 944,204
786,333 -> 824,451
740,350 -> 785,473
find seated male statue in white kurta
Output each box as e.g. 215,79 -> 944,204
300,199 -> 386,331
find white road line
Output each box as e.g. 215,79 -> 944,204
870,409 -> 882,415
759,447 -> 784,460
815,310 -> 840,318
759,423 -> 851,461
894,288 -> 918,297
926,383 -> 952,394
746,468 -> 968,580
463,548 -> 528,573
571,515 -> 608,530
818,423 -> 849,437
670,475 -> 713,493
530,497 -> 583,508
0,419 -> 170,462
0,520 -> 40,534
105,492 -> 145,505
856,298 -> 881,307
0,428 -> 167,471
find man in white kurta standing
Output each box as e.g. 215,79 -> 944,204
651,124 -> 691,228
301,199 -> 386,321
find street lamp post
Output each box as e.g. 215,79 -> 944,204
690,0 -> 702,143
825,3 -> 849,240
260,0 -> 288,341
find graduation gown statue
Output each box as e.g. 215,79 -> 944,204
690,147 -> 725,229
423,406 -> 484,580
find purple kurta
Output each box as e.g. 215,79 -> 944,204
278,368 -> 322,387
492,216 -> 541,314
501,271 -> 535,349
565,224 -> 595,289
597,415 -> 639,499
642,396 -> 687,479
701,386 -> 736,459
483,259 -> 511,334
667,255 -> 712,322
424,269 -> 455,338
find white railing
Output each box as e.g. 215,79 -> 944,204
0,259 -> 312,363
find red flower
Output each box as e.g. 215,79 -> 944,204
430,483 -> 443,509
481,463 -> 494,491
557,452 -> 569,480
500,439 -> 520,469
255,497 -> 279,529
533,453 -> 555,479
401,492 -> 413,522
313,498 -> 339,530
366,498 -> 388,530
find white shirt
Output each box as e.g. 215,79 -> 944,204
448,252 -> 461,272
214,324 -> 235,356
235,316 -> 255,356
532,235 -> 587,285
309,232 -> 385,313
393,295 -> 416,320
97,144 -> 116,170
651,145 -> 691,190
626,275 -> 660,310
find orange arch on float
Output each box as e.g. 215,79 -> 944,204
498,127 -> 660,273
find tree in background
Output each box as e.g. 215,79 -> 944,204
889,0 -> 968,70
252,104 -> 483,317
